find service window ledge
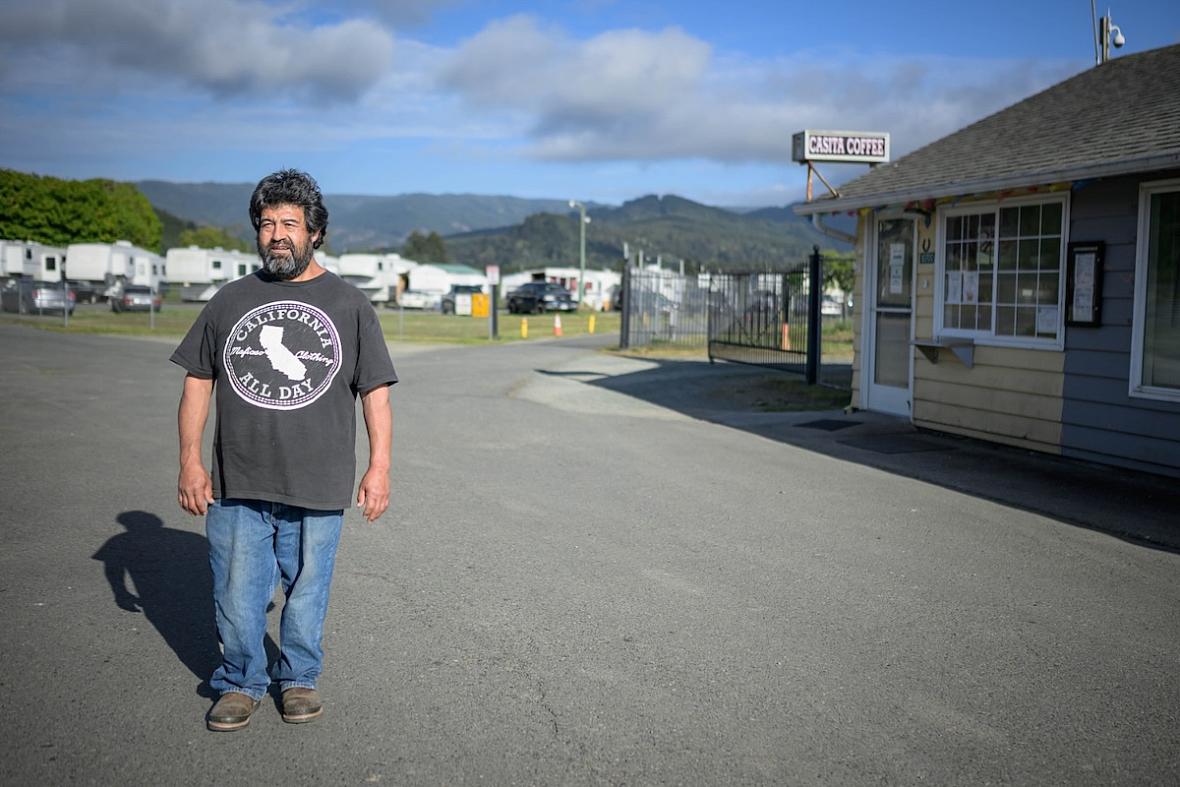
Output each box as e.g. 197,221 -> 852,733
913,337 -> 975,368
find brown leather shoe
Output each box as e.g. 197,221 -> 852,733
281,687 -> 323,723
207,692 -> 261,732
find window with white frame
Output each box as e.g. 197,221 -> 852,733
1131,180 -> 1180,400
939,197 -> 1065,345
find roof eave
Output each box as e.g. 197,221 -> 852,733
792,151 -> 1180,215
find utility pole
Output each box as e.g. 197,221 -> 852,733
569,200 -> 588,307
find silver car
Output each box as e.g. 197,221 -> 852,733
111,285 -> 162,313
1,279 -> 75,315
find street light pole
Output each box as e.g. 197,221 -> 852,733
569,199 -> 587,307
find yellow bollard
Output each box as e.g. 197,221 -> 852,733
521,318 -> 528,339
588,314 -> 596,335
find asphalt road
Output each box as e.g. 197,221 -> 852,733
1,323 -> 1177,785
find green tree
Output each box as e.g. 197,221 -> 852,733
0,169 -> 161,250
823,251 -> 856,295
177,225 -> 251,252
402,230 -> 449,263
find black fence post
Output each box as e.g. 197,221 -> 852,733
490,283 -> 499,340
806,245 -> 821,385
619,264 -> 631,350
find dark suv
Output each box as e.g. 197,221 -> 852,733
506,282 -> 576,314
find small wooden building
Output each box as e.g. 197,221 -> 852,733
795,44 -> 1180,477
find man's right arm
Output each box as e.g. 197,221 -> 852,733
178,373 -> 215,516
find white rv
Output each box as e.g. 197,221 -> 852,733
0,239 -> 67,283
383,253 -> 418,305
337,253 -> 389,303
165,246 -> 258,301
408,264 -> 487,299
66,240 -> 163,297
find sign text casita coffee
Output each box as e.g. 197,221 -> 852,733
792,130 -> 890,164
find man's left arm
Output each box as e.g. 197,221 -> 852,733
357,383 -> 393,522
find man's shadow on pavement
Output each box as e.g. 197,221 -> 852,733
93,510 -> 279,699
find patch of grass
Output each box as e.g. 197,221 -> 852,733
0,303 -> 621,345
0,303 -> 201,337
609,342 -> 708,360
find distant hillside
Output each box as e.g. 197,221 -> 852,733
136,180 -> 575,251
132,180 -> 846,268
445,194 -> 847,274
745,205 -> 857,237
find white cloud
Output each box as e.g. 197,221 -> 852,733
439,18 -> 1081,165
0,4 -> 1089,199
0,0 -> 394,101
441,16 -> 710,120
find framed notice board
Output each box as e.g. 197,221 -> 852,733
1066,241 -> 1104,326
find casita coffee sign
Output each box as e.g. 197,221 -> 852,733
792,130 -> 890,164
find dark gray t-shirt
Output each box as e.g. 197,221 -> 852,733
170,271 -> 398,510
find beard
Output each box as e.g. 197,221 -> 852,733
258,237 -> 314,280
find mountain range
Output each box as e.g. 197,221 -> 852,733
137,181 -> 849,273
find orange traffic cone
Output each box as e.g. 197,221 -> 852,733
553,314 -> 564,337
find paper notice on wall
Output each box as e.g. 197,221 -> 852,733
1072,252 -> 1095,318
946,271 -> 962,305
1037,306 -> 1059,334
889,243 -> 905,294
963,272 -> 979,305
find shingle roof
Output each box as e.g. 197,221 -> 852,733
796,43 -> 1180,215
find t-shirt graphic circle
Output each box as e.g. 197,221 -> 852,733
223,300 -> 342,410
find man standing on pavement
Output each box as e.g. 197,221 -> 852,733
171,169 -> 397,732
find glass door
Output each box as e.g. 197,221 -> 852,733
866,218 -> 915,415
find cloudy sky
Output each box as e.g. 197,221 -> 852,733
1,0 -> 1177,206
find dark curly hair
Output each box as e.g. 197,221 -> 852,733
248,169 -> 329,249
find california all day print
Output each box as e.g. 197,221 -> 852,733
223,301 -> 342,410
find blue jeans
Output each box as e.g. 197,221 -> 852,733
205,499 -> 344,700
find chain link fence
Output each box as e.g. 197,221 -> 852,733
619,253 -> 851,389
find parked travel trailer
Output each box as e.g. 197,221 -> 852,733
382,253 -> 417,305
113,242 -> 165,290
66,241 -> 163,297
165,246 -> 260,301
408,264 -> 487,299
337,253 -> 390,303
61,244 -> 112,286
0,240 -> 67,282
0,240 -> 21,278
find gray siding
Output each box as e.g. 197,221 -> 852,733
1061,170 -> 1180,477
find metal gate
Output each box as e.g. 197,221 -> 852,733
706,269 -> 808,374
619,248 -> 851,389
